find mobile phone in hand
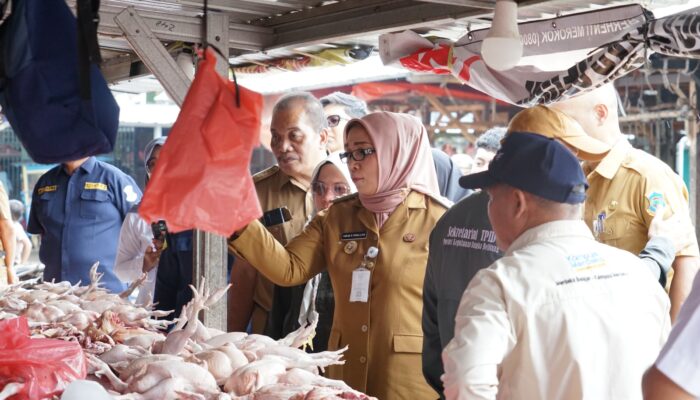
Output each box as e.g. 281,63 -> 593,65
151,220 -> 168,249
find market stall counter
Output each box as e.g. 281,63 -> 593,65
0,265 -> 376,399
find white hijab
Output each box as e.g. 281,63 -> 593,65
298,152 -> 357,326
309,151 -> 357,212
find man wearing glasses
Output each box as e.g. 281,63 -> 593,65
228,92 -> 328,336
320,92 -> 369,153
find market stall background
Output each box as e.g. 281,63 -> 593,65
0,0 -> 698,344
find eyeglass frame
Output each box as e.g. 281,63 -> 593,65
339,148 -> 376,163
311,181 -> 352,197
326,114 -> 349,128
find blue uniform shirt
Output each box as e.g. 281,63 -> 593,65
27,157 -> 141,293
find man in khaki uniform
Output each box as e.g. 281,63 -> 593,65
551,84 -> 700,320
228,92 -> 327,334
0,181 -> 15,285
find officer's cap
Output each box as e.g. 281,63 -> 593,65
507,105 -> 610,162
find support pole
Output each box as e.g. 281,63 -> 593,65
192,12 -> 231,331
114,7 -> 191,106
689,78 -> 699,238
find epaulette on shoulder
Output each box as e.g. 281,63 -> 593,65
426,193 -> 453,209
253,165 -> 280,183
332,192 -> 359,204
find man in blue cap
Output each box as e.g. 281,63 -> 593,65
27,157 -> 141,293
441,133 -> 671,400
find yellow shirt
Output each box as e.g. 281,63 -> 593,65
230,191 -> 446,400
249,166 -> 312,333
584,139 -> 699,257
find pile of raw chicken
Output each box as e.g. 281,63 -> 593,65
0,264 -> 376,400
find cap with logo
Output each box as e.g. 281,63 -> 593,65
458,132 -> 588,204
507,105 -> 610,162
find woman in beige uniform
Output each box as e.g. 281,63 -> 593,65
230,111 -> 446,399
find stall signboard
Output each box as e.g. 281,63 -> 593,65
380,5 -> 700,106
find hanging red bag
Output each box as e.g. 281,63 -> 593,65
0,317 -> 86,399
139,48 -> 263,235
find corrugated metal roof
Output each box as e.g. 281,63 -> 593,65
87,0 -> 690,92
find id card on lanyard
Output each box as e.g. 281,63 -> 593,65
350,246 -> 379,303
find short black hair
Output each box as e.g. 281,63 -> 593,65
9,199 -> 24,221
273,92 -> 327,133
320,92 -> 368,118
476,127 -> 507,152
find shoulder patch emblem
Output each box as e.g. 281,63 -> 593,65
646,191 -> 666,216
124,185 -> 139,203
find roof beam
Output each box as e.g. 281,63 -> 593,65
114,7 -> 192,105
413,0 -> 495,9
251,0 -> 399,27
98,4 -> 274,52
267,2 -> 491,50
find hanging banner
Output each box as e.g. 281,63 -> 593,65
380,5 -> 700,106
458,5 -> 647,57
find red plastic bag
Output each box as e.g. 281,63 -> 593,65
0,317 -> 86,399
139,48 -> 263,236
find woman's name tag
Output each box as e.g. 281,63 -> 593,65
350,268 -> 371,302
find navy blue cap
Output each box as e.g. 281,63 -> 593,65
459,132 -> 588,204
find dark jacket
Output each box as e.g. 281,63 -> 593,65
154,230 -> 234,321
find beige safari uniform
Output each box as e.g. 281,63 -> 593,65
244,166 -> 312,333
584,140 -> 700,261
0,181 -> 11,285
230,191 -> 446,400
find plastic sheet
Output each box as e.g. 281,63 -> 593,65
0,317 -> 86,400
139,48 -> 263,236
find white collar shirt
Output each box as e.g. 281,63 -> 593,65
655,273 -> 700,397
442,220 -> 670,400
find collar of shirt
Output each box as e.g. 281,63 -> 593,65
506,220 -> 593,255
587,139 -> 631,180
351,190 -> 427,210
277,169 -> 310,192
61,156 -> 97,176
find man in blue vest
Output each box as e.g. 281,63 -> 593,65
27,156 -> 141,292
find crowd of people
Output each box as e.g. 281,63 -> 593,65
11,83 -> 700,399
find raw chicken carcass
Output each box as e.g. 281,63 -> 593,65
223,356 -> 287,396
190,343 -> 250,385
126,360 -> 219,399
253,345 -> 347,373
278,368 -> 352,391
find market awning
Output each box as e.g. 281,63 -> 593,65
379,3 -> 700,106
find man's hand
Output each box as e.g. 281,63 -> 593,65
648,205 -> 696,253
142,238 -> 164,273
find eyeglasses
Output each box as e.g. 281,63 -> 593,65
327,114 -> 348,128
340,148 -> 376,163
312,182 -> 352,197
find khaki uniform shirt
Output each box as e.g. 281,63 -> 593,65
248,166 -> 312,333
443,221 -> 670,400
584,140 -> 700,258
231,191 -> 447,400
